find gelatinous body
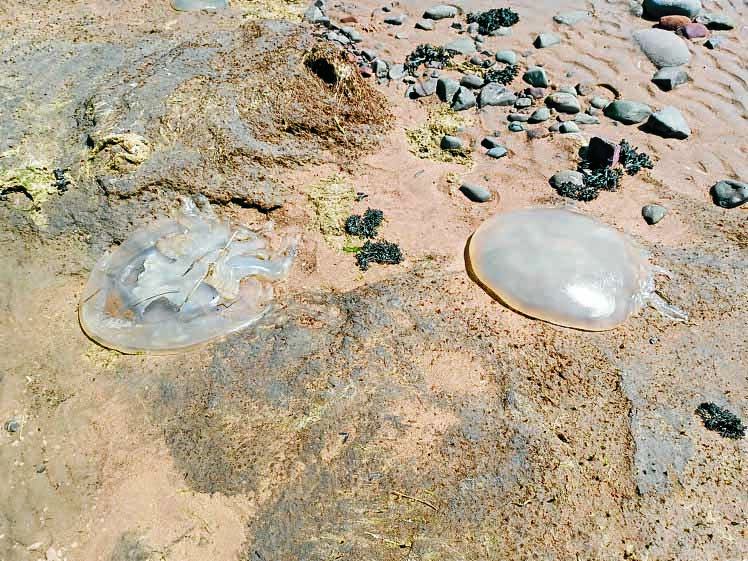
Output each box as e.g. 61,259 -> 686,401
466,207 -> 686,330
79,198 -> 297,353
170,0 -> 228,12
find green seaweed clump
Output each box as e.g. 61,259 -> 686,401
555,181 -> 600,202
577,163 -> 624,193
619,140 -> 654,176
355,240 -> 403,271
696,402 -> 745,440
345,208 -> 384,239
466,8 -> 520,34
404,44 -> 453,75
484,64 -> 520,86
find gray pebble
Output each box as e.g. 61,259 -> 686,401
495,50 -> 517,65
508,113 -> 530,122
481,136 -> 502,149
529,107 -> 551,122
642,204 -> 667,225
372,59 -> 388,78
415,20 -> 435,30
467,22 -> 480,35
553,10 -> 592,26
460,183 -> 492,202
304,5 -> 328,23
590,96 -> 610,109
549,170 -> 585,190
478,83 -> 516,108
604,100 -> 653,124
4,419 -> 20,433
445,37 -> 476,55
508,122 -> 527,132
705,36 -> 725,50
548,122 -> 562,133
523,67 -> 548,88
546,92 -> 581,114
559,121 -> 581,133
423,4 -> 457,20
388,63 -> 406,80
514,97 -> 532,109
534,33 -> 561,49
452,86 -> 477,111
587,106 -> 601,116
361,48 -> 377,61
575,113 -> 601,125
711,180 -> 748,208
440,135 -> 463,150
486,146 -> 508,158
437,77 -> 460,102
410,77 -> 438,98
384,13 -> 406,25
652,67 -> 688,91
340,26 -> 363,42
559,85 -> 577,95
695,13 -> 735,30
460,74 -> 484,89
646,106 -> 691,139
490,27 -> 512,37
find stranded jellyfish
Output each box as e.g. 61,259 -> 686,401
466,207 -> 686,330
79,197 -> 297,353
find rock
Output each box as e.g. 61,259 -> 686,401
548,122 -> 562,133
575,113 -> 600,125
526,87 -> 547,99
527,127 -> 550,139
486,146 -> 508,159
460,183 -> 492,202
560,121 -> 581,133
642,204 -> 667,224
451,86 -> 476,111
633,28 -> 691,68
466,22 -> 480,35
711,180 -> 748,208
553,11 -> 592,25
590,96 -> 610,109
508,122 -> 527,132
372,59 -> 388,78
469,55 -> 485,66
403,75 -> 417,84
478,84 -> 516,108
679,22 -> 709,39
658,15 -> 692,30
436,78 -> 460,102
490,27 -> 512,37
360,48 -> 376,61
575,81 -> 596,96
514,97 -> 532,109
704,36 -> 725,49
4,419 -> 20,433
523,67 -> 549,88
414,20 -> 435,30
588,137 -> 621,167
651,66 -> 688,91
546,92 -> 581,114
388,63 -> 406,80
460,74 -> 484,89
171,0 -> 229,11
695,13 -> 735,30
508,113 -> 530,122
411,77 -> 438,98
534,33 -> 561,49
423,5 -> 457,20
340,15 -> 357,24
481,136 -> 502,149
450,21 -> 462,30
384,14 -> 406,25
643,0 -> 702,19
629,0 -> 644,17
587,106 -> 601,116
603,100 -> 653,124
529,107 -> 551,122
550,170 -> 585,190
445,37 -> 476,55
326,31 -> 350,44
646,106 -> 691,139
495,50 -> 517,64
440,135 -> 463,150
340,26 -> 363,42
304,5 -> 328,23
359,66 -> 373,78
559,85 -> 577,95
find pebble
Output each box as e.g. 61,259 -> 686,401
450,21 -> 462,30
523,67 -> 549,88
546,92 -> 581,114
466,22 -> 480,35
526,87 -> 547,99
658,15 -> 691,31
415,20 -> 434,30
548,122 -> 562,133
514,97 -> 532,109
460,183 -> 492,202
642,0 -> 702,19
388,63 -> 406,80
359,66 -> 373,78
559,121 -> 581,133
452,86 -> 476,111
490,27 -> 512,37
486,146 -> 508,158
437,78 -> 460,102
304,5 -> 328,23
695,13 -> 735,30
340,26 -> 363,42
678,23 -> 709,39
495,50 -> 517,65
711,180 -> 748,208
550,170 -> 585,190
481,136 -> 502,149
633,28 -> 691,68
361,48 -> 376,61
478,84 -> 516,108
508,122 -> 527,132
590,96 -> 610,109
587,106 -> 601,116
652,67 -> 688,92
460,74 -> 484,89
327,31 -> 350,44
603,100 -> 653,124
445,37 -> 476,55
440,135 -> 463,150
529,107 -> 551,122
384,13 -> 406,25
646,106 -> 691,139
469,55 -> 485,66
423,5 -> 457,20
372,59 -> 388,78
559,85 -> 577,95
704,36 -> 725,49
588,136 -> 621,167
340,15 -> 357,24
4,419 -> 20,433
527,127 -> 550,139
642,204 -> 667,225
534,33 -> 561,49
575,113 -> 601,125
411,77 -> 438,98
575,82 -> 596,96
508,113 -> 530,122
553,11 -> 592,26
403,76 -> 417,84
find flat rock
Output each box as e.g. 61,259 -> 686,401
384,14 -> 406,25
514,97 -> 532,109
553,11 -> 592,26
711,180 -> 748,208
529,107 -> 551,122
303,5 -> 328,23
633,28 -> 691,68
460,74 -> 484,89
590,96 -> 610,109
495,50 -> 517,64
646,106 -> 690,138
642,204 -> 667,224
410,77 -> 438,98
678,22 -> 709,39
604,100 -> 653,124
534,33 -> 561,49
559,121 -> 580,133
486,146 -> 508,159
575,113 -> 600,125
508,122 -> 527,132
460,183 -> 492,202
478,84 -> 516,108
546,92 -> 581,114
643,0 -> 702,19
451,86 -> 476,111
658,15 -> 692,30
444,37 -> 476,55
340,26 -> 363,42
652,66 -> 688,91
549,170 -> 585,190
436,77 -> 460,102
414,20 -> 435,30
423,5 -> 458,20
695,13 -> 735,30
508,113 -> 530,122
523,67 -> 548,88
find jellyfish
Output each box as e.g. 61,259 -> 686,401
465,207 -> 686,330
79,197 -> 297,353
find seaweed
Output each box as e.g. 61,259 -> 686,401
466,8 -> 520,34
555,181 -> 599,202
696,402 -> 745,440
404,44 -> 452,75
618,140 -> 654,176
577,163 -> 623,192
484,64 -> 520,86
345,208 -> 384,239
355,240 -> 403,271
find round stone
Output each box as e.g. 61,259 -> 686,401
710,180 -> 748,209
643,0 -> 702,19
634,28 -> 691,68
642,204 -> 667,225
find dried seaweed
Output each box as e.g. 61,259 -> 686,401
345,208 -> 384,239
355,240 -> 403,271
696,402 -> 745,440
577,163 -> 623,192
618,140 -> 654,176
555,181 -> 599,202
466,8 -> 520,34
484,64 -> 520,86
404,44 -> 452,76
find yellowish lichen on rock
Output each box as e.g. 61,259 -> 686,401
0,166 -> 58,227
306,174 -> 357,249
89,132 -> 151,172
405,105 -> 472,166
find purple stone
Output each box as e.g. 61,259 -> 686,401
679,23 -> 709,39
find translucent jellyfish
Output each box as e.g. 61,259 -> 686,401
465,207 -> 687,330
79,197 -> 297,353
170,0 -> 228,12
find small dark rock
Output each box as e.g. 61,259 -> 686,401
415,20 -> 435,30
440,135 -> 463,150
588,136 -> 620,167
481,136 -> 502,149
459,183 -> 492,202
4,419 -> 20,433
642,204 -> 667,224
460,74 -> 484,89
710,179 -> 748,209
